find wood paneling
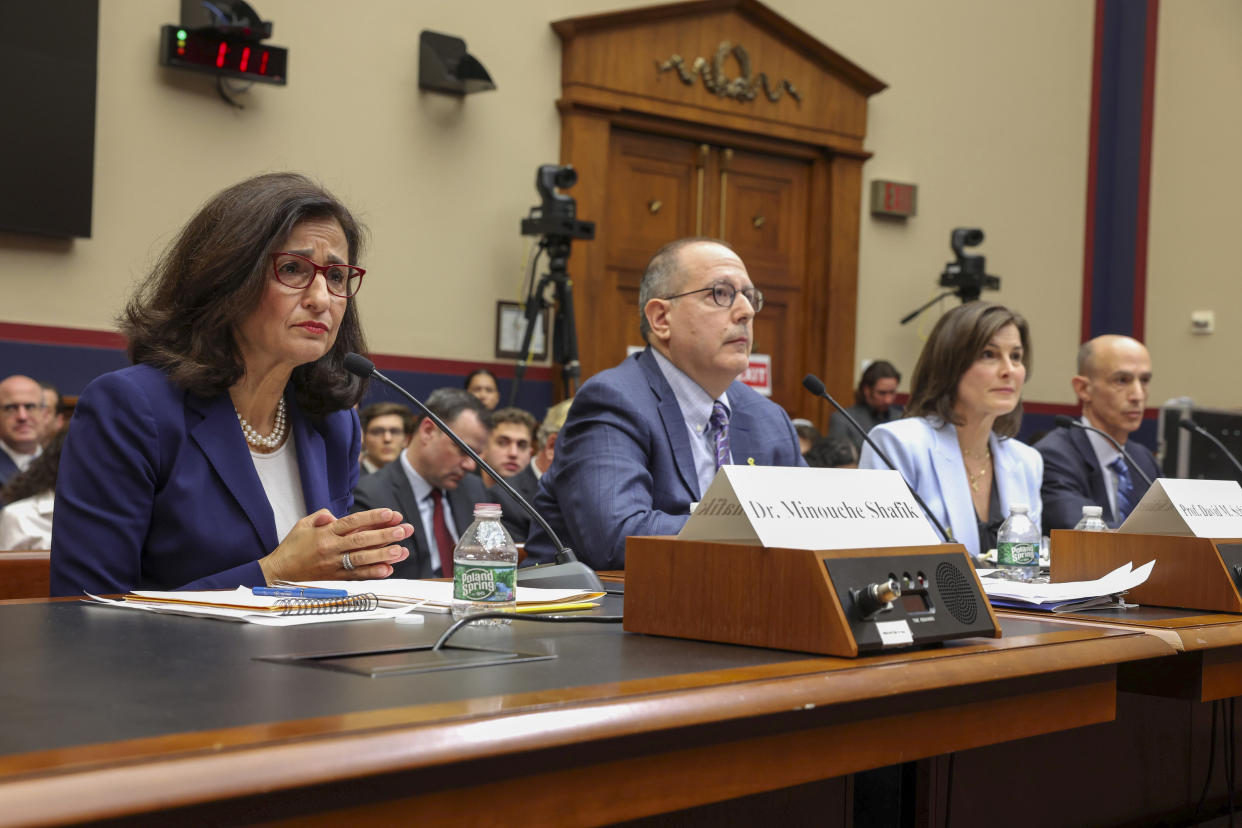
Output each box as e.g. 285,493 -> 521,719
0,551 -> 49,599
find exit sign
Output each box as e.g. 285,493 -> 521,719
870,180 -> 917,217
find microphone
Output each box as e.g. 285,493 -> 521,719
1053,415 -> 1155,487
802,374 -> 952,544
1178,418 -> 1242,477
344,353 -> 603,592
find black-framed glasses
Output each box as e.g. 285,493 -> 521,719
663,280 -> 764,312
271,252 -> 365,298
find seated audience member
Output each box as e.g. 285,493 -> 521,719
50,173 -> 414,596
791,418 -> 821,456
481,407 -> 539,541
858,303 -> 1042,559
352,389 -> 490,578
464,368 -> 501,411
531,399 -> 572,480
525,237 -> 805,570
39,382 -> 67,445
0,429 -> 66,550
0,375 -> 45,486
804,434 -> 859,469
1035,335 -> 1159,529
359,401 -> 414,475
829,360 -> 903,450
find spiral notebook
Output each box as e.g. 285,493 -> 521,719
84,587 -> 414,626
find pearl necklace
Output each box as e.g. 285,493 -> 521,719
237,397 -> 288,450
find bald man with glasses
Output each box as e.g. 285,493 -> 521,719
523,238 -> 805,570
0,375 -> 46,486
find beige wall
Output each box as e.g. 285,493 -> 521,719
0,0 -> 1232,411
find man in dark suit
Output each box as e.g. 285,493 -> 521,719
1036,335 -> 1159,530
480,406 -> 539,541
352,389 -> 491,578
524,238 -> 805,570
827,359 -> 903,451
0,375 -> 46,487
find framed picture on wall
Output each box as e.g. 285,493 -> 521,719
495,301 -> 549,361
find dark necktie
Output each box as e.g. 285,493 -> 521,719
710,401 -> 730,470
430,489 -> 454,576
1109,456 -> 1136,523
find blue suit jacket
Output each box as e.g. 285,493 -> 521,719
524,348 -> 806,570
0,450 -> 19,488
50,364 -> 359,595
1034,425 -> 1160,530
858,417 -> 1044,559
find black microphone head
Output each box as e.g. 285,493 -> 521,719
802,374 -> 826,396
1178,418 -> 1197,432
343,352 -> 376,378
1054,415 -> 1077,429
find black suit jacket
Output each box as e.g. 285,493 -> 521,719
1035,426 -> 1161,530
351,458 -> 488,578
487,464 -> 539,543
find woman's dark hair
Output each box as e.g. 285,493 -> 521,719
903,301 -> 1031,439
464,368 -> 498,390
122,172 -> 369,417
1,429 -> 67,505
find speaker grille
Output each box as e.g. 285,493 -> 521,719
935,561 -> 978,625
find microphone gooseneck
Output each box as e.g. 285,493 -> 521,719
345,353 -> 604,592
802,374 -> 952,544
1054,415 -> 1155,487
1179,418 -> 1242,477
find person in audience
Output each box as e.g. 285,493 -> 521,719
0,429 -> 66,550
524,237 -> 805,570
50,172 -> 413,596
858,302 -> 1042,560
359,401 -> 414,476
804,434 -> 859,469
531,399 -> 571,480
1035,335 -> 1159,529
352,388 -> 490,578
38,382 -> 67,445
0,375 -> 45,486
481,407 -> 539,541
791,418 -> 821,456
464,368 -> 501,411
829,360 -> 903,450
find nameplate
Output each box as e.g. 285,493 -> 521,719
679,466 -> 941,549
1118,478 -> 1242,538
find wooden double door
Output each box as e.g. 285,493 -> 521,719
594,127 -> 814,413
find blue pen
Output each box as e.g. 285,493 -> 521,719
253,586 -> 349,599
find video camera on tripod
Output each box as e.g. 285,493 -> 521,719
900,227 -> 1001,325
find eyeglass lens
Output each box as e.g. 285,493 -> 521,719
710,282 -> 764,312
274,254 -> 362,297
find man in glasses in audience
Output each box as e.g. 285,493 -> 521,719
524,238 -> 805,570
358,402 -> 414,476
0,375 -> 46,486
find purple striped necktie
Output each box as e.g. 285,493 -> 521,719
709,401 -> 730,469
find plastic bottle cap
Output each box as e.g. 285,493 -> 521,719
1009,503 -> 1029,513
1082,505 -> 1103,517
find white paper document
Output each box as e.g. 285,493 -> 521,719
85,588 -> 414,626
981,561 -> 1155,612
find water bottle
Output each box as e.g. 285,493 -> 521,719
997,503 -> 1040,581
1073,505 -> 1107,532
451,503 -> 518,623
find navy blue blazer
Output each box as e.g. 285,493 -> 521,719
1035,425 -> 1160,530
50,364 -> 360,595
0,450 -> 19,487
524,348 -> 806,570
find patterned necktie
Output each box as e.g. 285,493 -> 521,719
1109,456 -> 1136,523
430,489 -> 454,576
709,401 -> 730,470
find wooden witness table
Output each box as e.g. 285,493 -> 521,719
0,594 -> 1169,827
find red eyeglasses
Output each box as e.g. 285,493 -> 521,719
271,252 -> 365,298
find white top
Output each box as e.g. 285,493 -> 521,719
1082,416 -> 1122,519
398,450 -> 460,574
0,490 -> 54,550
249,431 -> 306,543
0,440 -> 39,474
650,348 -> 733,498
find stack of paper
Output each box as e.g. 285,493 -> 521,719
981,561 -> 1155,613
281,579 -> 605,613
85,587 -> 414,626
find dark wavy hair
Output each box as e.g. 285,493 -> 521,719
1,428 -> 66,505
903,302 -> 1031,439
121,172 -> 369,417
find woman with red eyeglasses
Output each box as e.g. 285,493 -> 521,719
51,173 -> 413,595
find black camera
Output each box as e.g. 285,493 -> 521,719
939,227 -> 999,301
520,164 -> 595,240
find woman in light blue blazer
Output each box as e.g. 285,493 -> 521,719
859,302 -> 1042,560
51,174 -> 414,595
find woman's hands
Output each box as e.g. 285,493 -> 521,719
258,508 -> 412,584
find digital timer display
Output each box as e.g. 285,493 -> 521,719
158,25 -> 287,85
